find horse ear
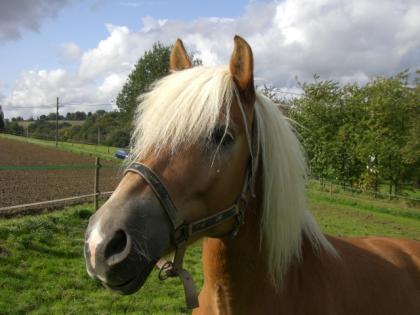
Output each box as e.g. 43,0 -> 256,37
170,39 -> 192,71
229,35 -> 254,93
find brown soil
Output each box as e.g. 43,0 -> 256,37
0,138 -> 122,209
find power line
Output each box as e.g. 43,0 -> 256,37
3,104 -> 56,109
276,91 -> 305,96
4,103 -> 115,110
61,103 -> 115,107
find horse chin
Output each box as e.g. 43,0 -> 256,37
103,260 -> 156,295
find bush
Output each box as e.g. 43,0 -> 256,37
4,121 -> 24,135
105,129 -> 130,148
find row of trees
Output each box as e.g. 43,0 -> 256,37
10,111 -> 89,122
59,110 -> 129,147
2,110 -> 129,147
288,71 -> 419,195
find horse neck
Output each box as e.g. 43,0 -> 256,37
198,167 -> 326,314
200,170 -> 275,310
201,192 -> 264,273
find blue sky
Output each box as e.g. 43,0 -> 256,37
1,0 -> 419,118
1,0 -> 249,86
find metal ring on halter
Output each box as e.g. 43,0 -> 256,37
158,261 -> 174,280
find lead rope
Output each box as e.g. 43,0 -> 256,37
156,244 -> 199,308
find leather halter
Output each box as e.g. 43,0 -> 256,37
124,108 -> 258,309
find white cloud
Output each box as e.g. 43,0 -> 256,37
58,42 -> 83,63
98,73 -> 126,97
79,24 -> 135,79
141,16 -> 168,32
4,0 -> 420,118
2,69 -> 114,118
0,0 -> 70,41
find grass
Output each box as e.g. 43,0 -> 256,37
0,133 -> 119,161
0,194 -> 419,314
308,190 -> 420,240
0,205 -> 201,315
16,120 -> 85,129
307,189 -> 420,220
378,183 -> 420,199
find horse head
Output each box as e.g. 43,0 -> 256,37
84,36 -> 258,304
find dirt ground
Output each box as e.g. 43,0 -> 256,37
0,138 -> 122,209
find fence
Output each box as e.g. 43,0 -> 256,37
0,157 -> 121,218
308,177 -> 420,207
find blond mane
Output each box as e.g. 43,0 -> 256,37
129,66 -> 335,284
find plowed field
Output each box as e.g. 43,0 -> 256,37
0,137 -> 121,209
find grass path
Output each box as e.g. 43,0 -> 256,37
0,133 -> 119,161
0,193 -> 419,314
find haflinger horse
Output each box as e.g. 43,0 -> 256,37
84,36 -> 420,314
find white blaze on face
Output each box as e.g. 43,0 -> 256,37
87,221 -> 103,269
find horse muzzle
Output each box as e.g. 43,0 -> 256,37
83,195 -> 172,295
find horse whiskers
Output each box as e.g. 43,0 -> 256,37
131,236 -> 152,262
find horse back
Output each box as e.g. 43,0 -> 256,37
318,236 -> 420,315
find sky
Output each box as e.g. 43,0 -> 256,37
0,0 -> 419,119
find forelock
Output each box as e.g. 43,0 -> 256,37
128,66 -> 235,162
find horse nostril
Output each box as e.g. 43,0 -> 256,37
104,229 -> 131,267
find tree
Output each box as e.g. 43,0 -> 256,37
357,71 -> 419,195
4,120 -> 24,134
116,41 -> 202,128
116,42 -> 171,125
260,84 -> 283,103
289,75 -> 364,184
0,105 -> 4,130
290,70 -> 419,194
66,111 -> 87,120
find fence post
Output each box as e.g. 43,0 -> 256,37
55,97 -> 59,148
94,157 -> 101,210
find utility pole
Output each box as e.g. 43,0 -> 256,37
94,157 -> 100,210
97,127 -> 100,145
55,97 -> 59,147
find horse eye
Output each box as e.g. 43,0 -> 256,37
210,126 -> 234,147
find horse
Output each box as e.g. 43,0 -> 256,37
84,36 -> 420,314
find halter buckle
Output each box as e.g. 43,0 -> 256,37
227,199 -> 247,239
173,223 -> 192,245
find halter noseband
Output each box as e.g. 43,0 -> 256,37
123,112 -> 258,309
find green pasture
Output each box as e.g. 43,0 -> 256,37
0,133 -> 119,161
16,120 -> 85,129
0,192 -> 419,314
